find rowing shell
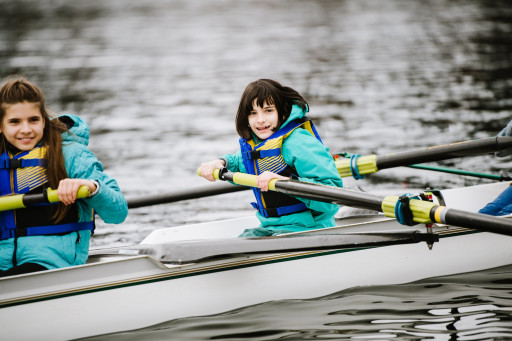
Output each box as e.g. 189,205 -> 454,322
1,181 -> 511,340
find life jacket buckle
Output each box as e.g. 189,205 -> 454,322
3,159 -> 22,169
243,150 -> 261,160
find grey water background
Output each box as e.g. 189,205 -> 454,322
1,0 -> 512,339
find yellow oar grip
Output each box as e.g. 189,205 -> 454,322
232,172 -> 258,187
0,186 -> 91,212
46,186 -> 91,203
0,196 -> 25,211
336,155 -> 378,178
381,195 -> 436,224
201,168 -> 279,191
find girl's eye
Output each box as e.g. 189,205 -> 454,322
249,112 -> 256,116
30,117 -> 41,122
8,119 -> 20,124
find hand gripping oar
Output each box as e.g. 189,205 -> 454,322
0,186 -> 90,212
212,168 -> 512,236
335,136 -> 512,178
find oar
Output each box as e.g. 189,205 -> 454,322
336,136 -> 512,178
89,231 -> 437,264
127,182 -> 249,209
0,186 -> 90,212
212,169 -> 512,236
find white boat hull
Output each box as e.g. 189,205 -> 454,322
1,181 -> 512,340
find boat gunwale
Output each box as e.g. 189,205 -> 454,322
0,226 -> 478,309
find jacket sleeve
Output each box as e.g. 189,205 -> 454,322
282,128 -> 343,212
222,150 -> 246,173
65,144 -> 128,224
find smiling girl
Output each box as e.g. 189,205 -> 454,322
0,75 -> 128,276
199,79 -> 343,236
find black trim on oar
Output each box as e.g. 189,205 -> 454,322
90,231 -> 437,264
127,182 -> 249,209
217,170 -> 512,236
21,191 -> 50,207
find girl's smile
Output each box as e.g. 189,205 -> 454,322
0,101 -> 45,151
248,99 -> 280,140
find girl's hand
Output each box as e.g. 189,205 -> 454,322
57,179 -> 97,205
198,159 -> 226,182
256,171 -> 289,192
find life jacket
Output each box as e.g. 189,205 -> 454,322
0,146 -> 94,240
240,117 -> 323,218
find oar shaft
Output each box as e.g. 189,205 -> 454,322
275,180 -> 384,212
127,183 -> 248,209
377,136 -> 512,170
217,170 -> 512,235
430,206 -> 512,236
218,170 -> 383,212
336,136 -> 512,178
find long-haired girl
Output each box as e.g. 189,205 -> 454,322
0,75 -> 127,276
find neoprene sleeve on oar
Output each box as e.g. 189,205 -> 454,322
336,136 -> 512,178
0,186 -> 90,212
213,169 -> 512,236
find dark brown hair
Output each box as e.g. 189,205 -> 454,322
235,79 -> 308,140
0,75 -> 70,222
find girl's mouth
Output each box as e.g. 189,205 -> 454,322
18,137 -> 34,143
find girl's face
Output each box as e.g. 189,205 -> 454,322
248,99 -> 281,140
0,101 -> 45,151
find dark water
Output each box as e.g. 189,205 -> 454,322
1,0 -> 512,339
82,264 -> 512,341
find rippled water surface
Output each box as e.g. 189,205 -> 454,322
1,0 -> 512,339
81,264 -> 512,341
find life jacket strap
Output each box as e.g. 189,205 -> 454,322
251,201 -> 308,218
0,159 -> 46,169
0,221 -> 95,240
242,148 -> 281,160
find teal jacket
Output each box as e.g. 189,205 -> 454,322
223,106 -> 343,233
0,114 -> 128,271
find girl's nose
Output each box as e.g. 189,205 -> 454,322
20,121 -> 31,132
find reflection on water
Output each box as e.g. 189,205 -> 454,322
79,264 -> 512,340
1,1 -> 512,339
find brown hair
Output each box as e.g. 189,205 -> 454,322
0,75 -> 70,222
235,79 -> 308,140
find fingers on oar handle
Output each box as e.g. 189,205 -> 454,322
46,186 -> 90,203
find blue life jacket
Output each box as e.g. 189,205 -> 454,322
0,146 -> 94,240
240,118 -> 323,218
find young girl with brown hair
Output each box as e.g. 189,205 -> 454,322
0,75 -> 127,276
199,79 -> 343,236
